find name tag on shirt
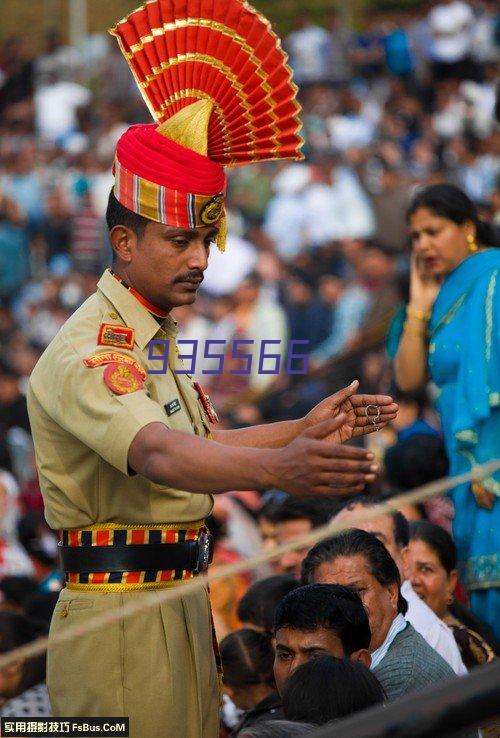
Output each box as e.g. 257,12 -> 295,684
165,399 -> 181,416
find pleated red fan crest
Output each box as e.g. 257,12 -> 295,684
110,0 -> 304,166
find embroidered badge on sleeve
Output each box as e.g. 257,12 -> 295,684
103,362 -> 145,395
83,351 -> 147,379
97,324 -> 135,350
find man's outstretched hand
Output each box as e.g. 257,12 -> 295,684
303,380 -> 398,444
267,413 -> 379,497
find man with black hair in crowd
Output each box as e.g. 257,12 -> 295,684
269,497 -> 341,577
335,498 -> 467,674
273,583 -> 372,694
302,529 -> 457,699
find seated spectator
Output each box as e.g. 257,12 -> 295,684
0,359 -> 31,435
409,521 -> 497,669
269,497 -> 341,577
302,529 -> 457,699
0,576 -> 37,612
0,470 -> 34,579
257,494 -> 286,572
384,434 -> 453,532
17,511 -> 62,591
390,388 -> 439,441
22,591 -> 59,625
0,612 -> 49,716
220,629 -> 283,737
282,655 -> 385,725
238,576 -> 300,634
239,721 -> 315,738
335,498 -> 467,674
273,584 -> 372,695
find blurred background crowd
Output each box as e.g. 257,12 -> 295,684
0,0 -> 499,732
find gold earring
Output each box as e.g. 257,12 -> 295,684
467,234 -> 478,253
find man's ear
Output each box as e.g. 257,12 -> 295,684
401,546 -> 411,581
109,225 -> 136,264
350,649 -> 371,668
387,581 -> 399,612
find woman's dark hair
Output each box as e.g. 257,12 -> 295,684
409,522 -> 499,652
237,575 -> 300,633
302,530 -> 408,615
105,190 -> 150,240
384,435 -> 449,491
282,656 -> 385,725
407,184 -> 498,247
0,612 -> 48,695
219,629 -> 275,689
409,521 -> 457,573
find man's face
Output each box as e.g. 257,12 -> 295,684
335,506 -> 403,575
275,519 -> 312,577
274,626 -> 345,694
113,222 -> 218,311
313,554 -> 398,651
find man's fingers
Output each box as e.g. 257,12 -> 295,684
309,483 -> 366,497
351,394 -> 396,409
331,380 -> 359,405
303,414 -> 347,440
315,471 -> 376,486
314,457 -> 378,473
312,440 -> 374,460
354,412 -> 398,427
354,402 -> 398,417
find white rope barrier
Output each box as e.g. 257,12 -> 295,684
0,459 -> 498,670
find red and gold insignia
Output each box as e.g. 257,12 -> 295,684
97,323 -> 135,350
83,351 -> 147,380
103,362 -> 144,395
193,381 -> 219,424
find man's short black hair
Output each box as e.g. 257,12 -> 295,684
301,530 -> 408,615
237,575 -> 300,632
274,583 -> 371,655
105,190 -> 150,240
340,495 -> 410,548
269,496 -> 341,529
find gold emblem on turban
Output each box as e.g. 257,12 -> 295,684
200,195 -> 224,225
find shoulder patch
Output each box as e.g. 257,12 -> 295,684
97,323 -> 135,350
103,362 -> 145,395
83,351 -> 147,380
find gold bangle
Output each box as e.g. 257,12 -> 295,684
406,307 -> 430,322
403,322 -> 427,338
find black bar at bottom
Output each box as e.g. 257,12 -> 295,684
1,717 -> 129,737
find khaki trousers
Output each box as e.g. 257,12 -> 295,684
48,586 -> 219,738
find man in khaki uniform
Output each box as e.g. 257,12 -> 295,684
27,2 -> 398,736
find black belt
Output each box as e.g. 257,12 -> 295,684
58,532 -> 214,574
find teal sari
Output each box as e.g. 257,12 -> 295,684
389,250 -> 500,638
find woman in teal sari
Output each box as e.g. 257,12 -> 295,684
391,184 -> 500,639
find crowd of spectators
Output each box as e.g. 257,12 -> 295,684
0,0 -> 498,732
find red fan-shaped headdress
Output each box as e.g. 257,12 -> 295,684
110,0 -> 303,250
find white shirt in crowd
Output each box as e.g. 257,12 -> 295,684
285,24 -> 331,83
401,580 -> 467,676
427,0 -> 475,63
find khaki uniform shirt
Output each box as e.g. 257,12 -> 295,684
28,269 -> 214,530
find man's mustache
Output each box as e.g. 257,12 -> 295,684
174,271 -> 204,283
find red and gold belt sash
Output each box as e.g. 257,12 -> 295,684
61,521 -> 205,592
